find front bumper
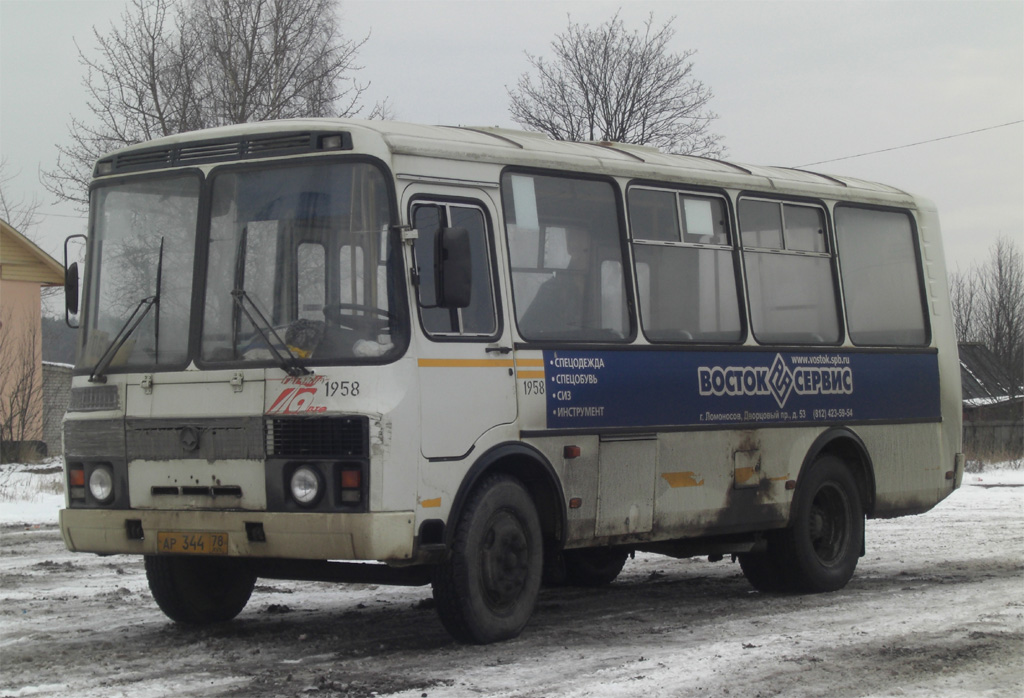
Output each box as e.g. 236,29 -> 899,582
59,508 -> 415,561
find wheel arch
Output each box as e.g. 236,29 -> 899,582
445,442 -> 567,550
794,427 -> 876,519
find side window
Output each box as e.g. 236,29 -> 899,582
628,187 -> 741,343
502,172 -> 629,342
412,202 -> 497,338
835,206 -> 928,345
739,198 -> 839,345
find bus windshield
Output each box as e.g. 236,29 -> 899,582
80,174 -> 200,372
201,161 -> 402,366
78,160 -> 404,375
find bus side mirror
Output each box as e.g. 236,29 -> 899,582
65,262 -> 80,315
64,233 -> 87,329
435,227 -> 472,309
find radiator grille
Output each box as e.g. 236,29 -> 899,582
68,385 -> 119,412
265,417 -> 367,457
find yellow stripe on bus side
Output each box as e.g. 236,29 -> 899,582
517,370 -> 546,379
661,472 -> 705,488
516,358 -> 545,367
417,359 -> 514,368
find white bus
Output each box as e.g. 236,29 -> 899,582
60,119 -> 964,644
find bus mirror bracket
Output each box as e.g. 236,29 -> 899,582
436,227 -> 472,309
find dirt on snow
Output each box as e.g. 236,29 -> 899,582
1,468 -> 1021,698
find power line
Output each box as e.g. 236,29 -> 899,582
796,120 -> 1024,168
35,211 -> 87,220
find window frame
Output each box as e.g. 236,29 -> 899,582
738,194 -> 845,346
626,182 -> 746,345
833,202 -> 932,347
500,166 -> 636,345
409,196 -> 503,343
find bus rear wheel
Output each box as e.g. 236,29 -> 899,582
145,555 -> 256,624
778,456 -> 863,593
431,475 -> 543,644
738,538 -> 794,593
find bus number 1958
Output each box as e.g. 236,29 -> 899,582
523,379 -> 545,396
326,380 -> 360,397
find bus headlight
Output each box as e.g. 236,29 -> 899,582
289,465 -> 322,507
88,465 -> 115,504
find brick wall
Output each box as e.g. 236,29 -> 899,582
42,362 -> 73,457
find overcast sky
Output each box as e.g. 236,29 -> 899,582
1,0 -> 1021,274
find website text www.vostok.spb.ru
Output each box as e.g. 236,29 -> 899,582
789,354 -> 851,367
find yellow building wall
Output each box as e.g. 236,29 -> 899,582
0,278 -> 45,443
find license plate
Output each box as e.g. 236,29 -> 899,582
157,531 -> 229,555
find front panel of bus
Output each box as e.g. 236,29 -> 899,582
60,148 -> 429,562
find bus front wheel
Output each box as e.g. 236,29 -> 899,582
431,475 -> 543,644
144,555 -> 256,624
779,456 -> 864,593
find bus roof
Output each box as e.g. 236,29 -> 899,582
97,118 -> 918,206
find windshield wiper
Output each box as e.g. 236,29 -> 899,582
88,295 -> 158,383
89,238 -> 163,383
230,289 -> 311,376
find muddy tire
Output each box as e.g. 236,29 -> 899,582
738,539 -> 793,593
432,475 -> 543,644
778,456 -> 864,593
145,555 -> 256,625
563,548 -> 629,587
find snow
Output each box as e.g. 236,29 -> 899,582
0,459 -> 64,526
1,458 -> 1022,697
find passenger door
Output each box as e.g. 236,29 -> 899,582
410,196 -> 516,459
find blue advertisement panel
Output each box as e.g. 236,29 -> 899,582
542,349 -> 940,430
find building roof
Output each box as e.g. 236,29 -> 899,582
959,343 -> 1023,407
0,219 -> 64,285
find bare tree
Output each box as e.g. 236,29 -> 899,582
0,157 -> 42,233
949,265 -> 980,343
44,0 -> 384,206
508,12 -> 724,157
977,237 -> 1024,389
952,236 -> 1024,390
0,308 -> 44,463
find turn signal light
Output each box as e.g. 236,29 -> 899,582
69,467 -> 85,487
339,468 -> 362,504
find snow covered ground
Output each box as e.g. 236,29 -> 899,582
1,459 -> 1021,698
